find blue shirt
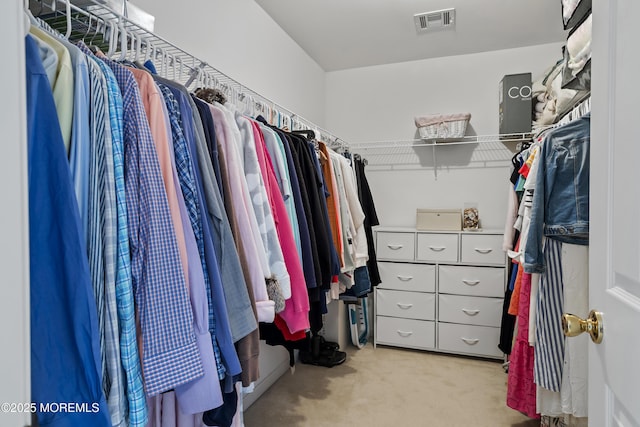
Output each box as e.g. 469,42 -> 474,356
84,50 -> 128,427
101,58 -> 203,397
169,86 -> 244,379
64,42 -> 90,237
89,49 -> 148,427
26,34 -> 111,427
84,50 -> 109,401
158,83 -> 225,381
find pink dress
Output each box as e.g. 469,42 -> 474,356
507,271 -> 540,419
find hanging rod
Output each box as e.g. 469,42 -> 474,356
350,133 -> 533,150
32,0 -> 349,151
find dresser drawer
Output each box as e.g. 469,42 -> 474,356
438,294 -> 503,327
376,289 -> 435,321
438,265 -> 505,297
376,317 -> 435,349
378,262 -> 435,292
376,232 -> 415,260
460,234 -> 505,265
416,233 -> 458,263
438,323 -> 502,358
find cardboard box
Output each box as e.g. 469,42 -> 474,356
499,73 -> 532,134
416,209 -> 462,231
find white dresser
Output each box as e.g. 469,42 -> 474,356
374,227 -> 506,359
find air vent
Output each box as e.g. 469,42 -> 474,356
414,8 -> 456,33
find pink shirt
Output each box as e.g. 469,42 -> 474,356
127,67 -> 189,285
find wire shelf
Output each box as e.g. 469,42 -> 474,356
30,0 -> 349,151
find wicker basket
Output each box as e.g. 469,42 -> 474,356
415,113 -> 471,139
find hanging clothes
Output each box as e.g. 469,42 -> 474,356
26,33 -> 111,427
354,155 -> 381,288
507,271 -> 539,418
101,55 -> 204,397
27,8 -> 372,424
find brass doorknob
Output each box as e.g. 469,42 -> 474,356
562,310 -> 604,344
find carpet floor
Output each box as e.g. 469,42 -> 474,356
243,343 -> 539,427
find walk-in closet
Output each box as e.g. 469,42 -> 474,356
2,1 -> 639,427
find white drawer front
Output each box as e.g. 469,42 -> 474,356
377,232 -> 415,260
376,317 -> 435,349
376,289 -> 435,321
439,265 -> 505,297
438,323 -> 503,358
378,262 -> 435,292
460,234 -> 505,265
438,294 -> 503,327
416,233 -> 458,263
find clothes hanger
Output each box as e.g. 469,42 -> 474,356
107,21 -> 117,57
292,129 -> 316,139
117,19 -> 128,61
176,57 -> 183,83
144,37 -> 152,62
133,33 -> 143,63
82,14 -> 93,42
170,55 -> 177,81
159,48 -> 168,78
62,0 -> 72,39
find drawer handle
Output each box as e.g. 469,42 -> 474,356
397,275 -> 413,281
462,308 -> 480,316
387,244 -> 404,250
461,337 -> 480,345
474,248 -> 493,254
462,279 -> 480,286
396,303 -> 413,310
429,246 -> 446,252
397,330 -> 413,337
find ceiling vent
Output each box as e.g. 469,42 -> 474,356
414,8 -> 456,33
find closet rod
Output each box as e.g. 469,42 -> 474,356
37,0 -> 349,151
350,133 -> 533,150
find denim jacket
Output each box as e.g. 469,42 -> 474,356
524,114 -> 590,273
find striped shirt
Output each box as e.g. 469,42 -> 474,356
83,50 -> 128,427
87,45 -> 148,426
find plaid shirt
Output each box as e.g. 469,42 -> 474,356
158,83 -> 226,381
102,57 -> 203,397
86,45 -> 148,426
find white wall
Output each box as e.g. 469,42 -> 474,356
325,43 -> 564,230
133,0 -> 326,125
0,2 -> 31,427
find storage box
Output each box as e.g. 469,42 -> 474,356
415,113 -> 471,139
499,73 -> 532,134
416,209 -> 462,231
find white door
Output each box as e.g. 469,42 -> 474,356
589,0 -> 640,425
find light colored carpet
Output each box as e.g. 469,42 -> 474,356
243,343 -> 540,427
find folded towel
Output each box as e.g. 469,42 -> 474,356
567,14 -> 592,76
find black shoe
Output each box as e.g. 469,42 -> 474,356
318,335 -> 340,352
299,348 -> 347,368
